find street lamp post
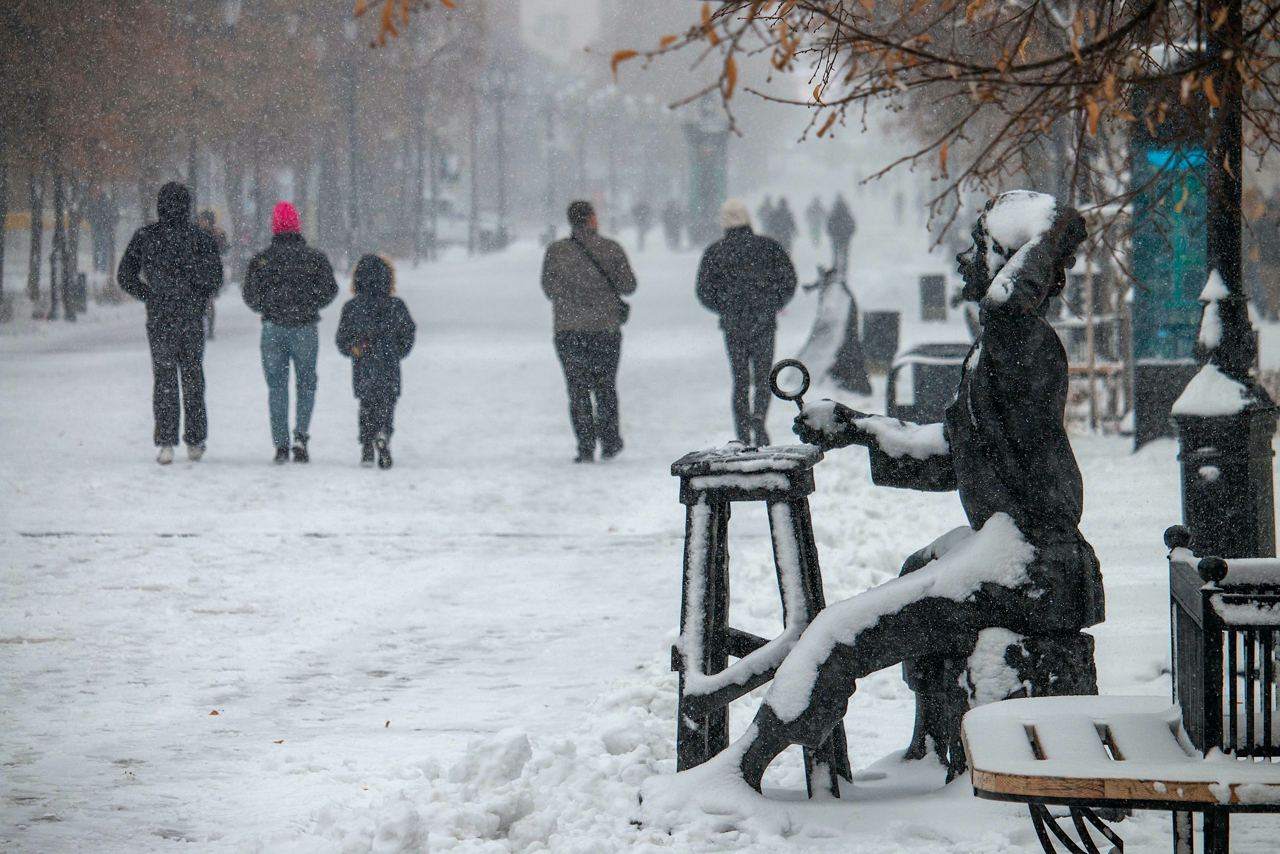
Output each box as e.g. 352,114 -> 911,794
1173,0 -> 1277,560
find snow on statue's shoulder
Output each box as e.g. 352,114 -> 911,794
1171,364 -> 1252,418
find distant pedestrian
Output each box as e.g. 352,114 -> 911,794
770,197 -> 798,253
541,200 -> 638,463
696,198 -> 797,447
804,196 -> 826,247
336,255 -> 416,470
117,182 -> 224,465
196,210 -> 228,340
88,189 -> 120,274
632,200 -> 654,251
661,199 -> 684,250
243,202 -> 338,464
827,194 -> 857,281
756,196 -> 776,239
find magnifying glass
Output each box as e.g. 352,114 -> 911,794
769,359 -> 811,413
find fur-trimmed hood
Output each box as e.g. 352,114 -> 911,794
353,254 -> 396,296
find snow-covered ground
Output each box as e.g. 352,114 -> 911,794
3,216 -> 1277,852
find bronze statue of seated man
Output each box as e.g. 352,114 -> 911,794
651,190 -> 1107,799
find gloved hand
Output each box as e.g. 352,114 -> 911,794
792,400 -> 872,449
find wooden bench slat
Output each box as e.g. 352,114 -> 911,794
1032,715 -> 1112,764
1106,714 -> 1196,764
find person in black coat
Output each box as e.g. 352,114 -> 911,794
336,255 -> 416,470
243,202 -> 339,464
827,194 -> 857,281
769,197 -> 798,253
117,182 -> 224,464
696,198 -> 798,446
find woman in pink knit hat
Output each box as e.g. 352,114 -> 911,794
242,202 -> 339,464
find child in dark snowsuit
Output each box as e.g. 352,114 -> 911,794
336,255 -> 416,469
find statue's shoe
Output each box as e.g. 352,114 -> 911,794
637,735 -> 796,836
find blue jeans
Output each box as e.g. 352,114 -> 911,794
261,322 -> 318,448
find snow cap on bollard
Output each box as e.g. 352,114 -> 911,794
719,198 -> 751,230
271,202 -> 301,236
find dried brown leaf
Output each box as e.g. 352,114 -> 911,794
611,50 -> 639,81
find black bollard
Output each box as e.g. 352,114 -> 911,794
1174,404 -> 1277,559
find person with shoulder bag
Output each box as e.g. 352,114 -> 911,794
540,200 -> 637,463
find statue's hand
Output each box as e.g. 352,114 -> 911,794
793,400 -> 872,449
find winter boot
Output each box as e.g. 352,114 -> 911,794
361,442 -> 375,468
273,446 -> 289,465
374,433 -> 392,470
187,443 -> 206,462
157,445 -> 175,465
292,431 -> 309,464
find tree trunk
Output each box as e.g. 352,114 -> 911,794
252,130 -> 270,249
27,169 -> 45,306
468,89 -> 479,256
0,130 -> 8,304
49,169 -> 68,320
187,129 -> 199,211
222,148 -> 245,277
294,155 -> 311,241
65,175 -> 84,314
412,107 -> 426,265
317,125 -> 341,255
428,131 -> 439,262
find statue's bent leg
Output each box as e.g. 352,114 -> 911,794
738,590 -> 989,791
895,538 -> 979,765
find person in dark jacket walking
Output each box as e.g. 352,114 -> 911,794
243,202 -> 338,464
117,182 -> 224,465
696,198 -> 798,446
336,255 -> 416,469
769,197 -> 798,253
541,200 -> 638,463
827,194 -> 857,281
661,199 -> 684,250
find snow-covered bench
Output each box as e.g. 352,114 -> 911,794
962,526 -> 1280,853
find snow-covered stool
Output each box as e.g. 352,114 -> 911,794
669,443 -> 852,797
961,525 -> 1280,854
